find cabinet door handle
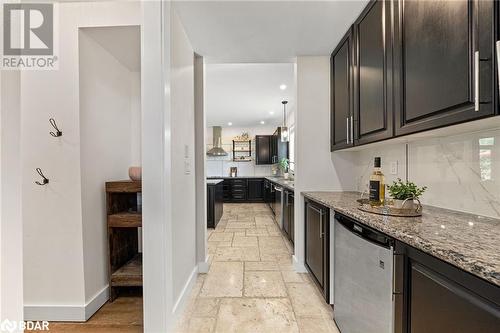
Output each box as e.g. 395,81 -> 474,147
474,51 -> 480,112
350,115 -> 353,143
346,117 -> 349,143
319,215 -> 323,239
496,41 -> 500,101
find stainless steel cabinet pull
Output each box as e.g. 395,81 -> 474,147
496,41 -> 500,100
350,115 -> 353,143
475,51 -> 480,112
346,117 -> 349,143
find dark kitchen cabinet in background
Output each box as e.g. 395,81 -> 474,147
331,28 -> 354,151
230,179 -> 247,202
393,0 -> 494,136
255,135 -> 273,165
395,242 -> 500,333
353,0 -> 393,144
304,198 -> 330,301
207,182 -> 223,228
247,179 -> 264,201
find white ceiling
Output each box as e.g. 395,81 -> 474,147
174,0 -> 368,63
206,63 -> 295,127
80,25 -> 141,72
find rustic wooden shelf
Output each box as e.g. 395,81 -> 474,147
108,212 -> 142,228
111,254 -> 142,287
106,180 -> 141,193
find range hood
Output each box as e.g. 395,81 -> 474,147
207,126 -> 228,156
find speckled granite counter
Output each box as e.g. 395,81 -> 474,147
303,191 -> 500,287
265,176 -> 294,191
207,179 -> 224,185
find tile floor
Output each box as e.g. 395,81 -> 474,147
174,203 -> 340,333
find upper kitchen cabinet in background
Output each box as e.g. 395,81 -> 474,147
331,28 -> 354,151
393,0 -> 495,136
354,0 -> 393,145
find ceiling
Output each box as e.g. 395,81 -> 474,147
206,63 -> 295,127
80,25 -> 141,72
174,0 -> 368,63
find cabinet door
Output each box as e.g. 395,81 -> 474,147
409,262 -> 500,333
247,179 -> 264,201
282,191 -> 290,237
255,135 -> 272,165
305,202 -> 325,288
207,185 -> 215,228
331,28 -> 354,151
289,193 -> 294,244
394,0 -> 494,136
354,0 -> 393,144
222,180 -> 231,202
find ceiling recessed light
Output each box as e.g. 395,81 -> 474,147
227,122 -> 232,126
260,121 -> 265,125
279,84 -> 287,90
269,111 -> 275,115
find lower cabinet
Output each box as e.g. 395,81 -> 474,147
395,242 -> 500,333
305,198 -> 329,301
207,182 -> 223,228
283,189 -> 294,244
220,178 -> 266,203
247,179 -> 264,201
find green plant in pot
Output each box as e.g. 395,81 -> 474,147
278,158 -> 290,179
387,178 -> 427,209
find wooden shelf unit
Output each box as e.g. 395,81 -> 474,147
106,180 -> 142,301
232,140 -> 252,162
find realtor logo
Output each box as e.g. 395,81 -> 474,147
2,3 -> 58,69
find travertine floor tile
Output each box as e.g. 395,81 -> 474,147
215,298 -> 299,333
176,203 -> 337,333
199,262 -> 243,297
244,271 -> 287,297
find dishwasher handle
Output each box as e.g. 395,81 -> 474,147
335,213 -> 393,249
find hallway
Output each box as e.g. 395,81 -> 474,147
174,203 -> 339,333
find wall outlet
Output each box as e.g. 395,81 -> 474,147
184,160 -> 191,175
390,161 -> 398,175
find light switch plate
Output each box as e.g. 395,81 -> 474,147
184,160 -> 191,175
390,161 -> 398,175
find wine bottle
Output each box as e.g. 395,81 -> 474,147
369,157 -> 385,206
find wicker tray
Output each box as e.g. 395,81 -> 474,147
356,198 -> 422,217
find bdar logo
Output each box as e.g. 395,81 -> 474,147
3,3 -> 53,56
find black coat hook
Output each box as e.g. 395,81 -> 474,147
35,168 -> 49,186
49,118 -> 62,137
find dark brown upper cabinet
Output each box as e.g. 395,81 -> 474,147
255,135 -> 272,165
331,28 -> 355,151
353,0 -> 393,144
393,0 -> 495,136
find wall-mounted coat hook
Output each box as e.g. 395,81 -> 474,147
49,118 -> 62,137
35,168 -> 49,186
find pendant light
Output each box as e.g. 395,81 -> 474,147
280,100 -> 289,142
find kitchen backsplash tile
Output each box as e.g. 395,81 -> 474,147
206,143 -> 273,177
353,128 -> 500,218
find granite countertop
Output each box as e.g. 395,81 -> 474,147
206,179 -> 224,185
265,176 -> 294,191
303,191 -> 500,287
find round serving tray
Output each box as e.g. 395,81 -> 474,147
356,198 -> 422,217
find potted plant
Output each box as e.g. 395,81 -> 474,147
278,158 -> 290,179
387,178 -> 427,209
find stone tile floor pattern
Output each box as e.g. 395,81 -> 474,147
174,203 -> 340,333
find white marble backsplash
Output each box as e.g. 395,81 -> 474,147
353,128 -> 500,218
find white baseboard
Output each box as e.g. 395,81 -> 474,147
24,286 -> 109,322
171,266 -> 198,318
292,255 -> 307,272
197,256 -> 210,273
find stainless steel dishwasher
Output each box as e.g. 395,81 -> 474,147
334,213 -> 394,333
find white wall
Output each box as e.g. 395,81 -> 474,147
0,70 -> 24,328
294,56 -> 356,270
79,27 -> 141,306
170,8 -> 197,312
20,1 -> 141,321
206,125 -> 275,177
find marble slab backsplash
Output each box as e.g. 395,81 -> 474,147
354,128 -> 500,218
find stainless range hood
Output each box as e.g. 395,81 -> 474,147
207,126 -> 228,156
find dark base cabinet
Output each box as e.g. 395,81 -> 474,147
283,189 -> 294,245
247,179 -> 264,201
304,198 -> 329,301
207,182 -> 223,228
395,242 -> 500,333
219,178 -> 266,203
